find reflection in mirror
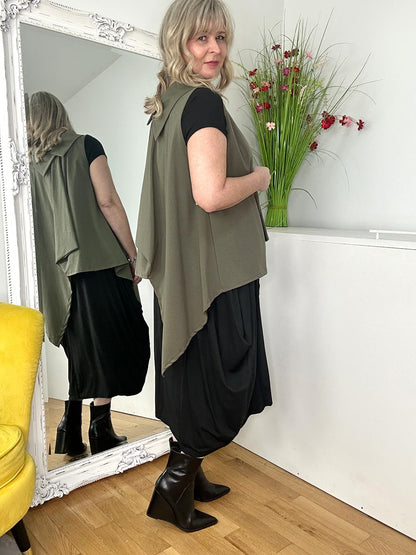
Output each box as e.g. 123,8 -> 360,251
20,23 -> 167,471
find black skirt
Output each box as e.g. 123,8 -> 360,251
154,280 -> 272,457
62,269 -> 150,399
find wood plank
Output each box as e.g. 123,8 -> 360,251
292,496 -> 370,544
267,496 -> 368,554
25,506 -> 80,555
41,496 -> 115,554
213,494 -> 290,553
94,521 -> 148,555
359,534 -> 416,555
278,545 -> 310,555
58,486 -> 111,529
31,427 -> 416,555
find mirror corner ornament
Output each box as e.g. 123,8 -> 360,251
10,138 -> 29,195
33,475 -> 69,506
89,13 -> 134,43
0,0 -> 40,32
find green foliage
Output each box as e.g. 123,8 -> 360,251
238,17 -> 366,226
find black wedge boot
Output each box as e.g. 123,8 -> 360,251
88,402 -> 127,455
147,447 -> 218,532
169,438 -> 230,502
55,400 -> 87,456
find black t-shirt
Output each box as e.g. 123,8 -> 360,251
84,134 -> 106,165
181,88 -> 227,144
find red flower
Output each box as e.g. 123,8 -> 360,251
263,102 -> 271,109
357,119 -> 365,130
282,67 -> 290,76
249,68 -> 258,76
310,141 -> 318,150
306,114 -> 312,123
255,104 -> 263,113
272,44 -> 281,50
249,81 -> 257,90
281,84 -> 289,91
284,48 -> 299,58
339,115 -> 348,126
293,66 -> 300,73
321,115 -> 336,129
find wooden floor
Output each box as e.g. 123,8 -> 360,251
24,442 -> 415,554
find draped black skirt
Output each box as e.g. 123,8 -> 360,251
154,280 -> 272,457
62,269 -> 150,400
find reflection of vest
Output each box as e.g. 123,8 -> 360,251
136,83 -> 268,374
30,131 -> 131,346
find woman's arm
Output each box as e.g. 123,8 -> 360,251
187,127 -> 270,213
89,155 -> 140,284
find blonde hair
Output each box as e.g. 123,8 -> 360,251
27,91 -> 74,163
145,0 -> 234,118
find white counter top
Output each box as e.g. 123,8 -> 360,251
267,227 -> 416,250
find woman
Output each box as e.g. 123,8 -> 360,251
28,91 -> 150,456
136,0 -> 272,532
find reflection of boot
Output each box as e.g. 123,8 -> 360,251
55,400 -> 87,456
170,438 -> 230,502
147,447 -> 218,532
88,402 -> 127,455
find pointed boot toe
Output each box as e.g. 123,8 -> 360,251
194,466 -> 230,502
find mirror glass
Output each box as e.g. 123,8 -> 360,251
20,23 -> 166,471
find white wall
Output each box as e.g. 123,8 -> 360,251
284,0 -> 416,230
236,229 -> 416,539
66,52 -> 160,233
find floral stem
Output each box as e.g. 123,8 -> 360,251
265,204 -> 288,227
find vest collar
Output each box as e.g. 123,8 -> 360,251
151,82 -> 195,140
34,130 -> 81,176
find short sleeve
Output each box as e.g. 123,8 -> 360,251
181,88 -> 227,144
84,135 -> 106,165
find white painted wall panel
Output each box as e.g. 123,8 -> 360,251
236,229 -> 416,539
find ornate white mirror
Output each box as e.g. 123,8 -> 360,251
0,0 -> 170,505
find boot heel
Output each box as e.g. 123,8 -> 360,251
55,430 -> 67,454
147,490 -> 176,524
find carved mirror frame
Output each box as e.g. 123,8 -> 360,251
0,0 -> 170,506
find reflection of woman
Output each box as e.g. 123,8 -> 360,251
136,0 -> 272,532
28,91 -> 150,456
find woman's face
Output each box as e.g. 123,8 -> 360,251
185,27 -> 227,80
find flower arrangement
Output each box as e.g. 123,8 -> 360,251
240,18 -> 367,226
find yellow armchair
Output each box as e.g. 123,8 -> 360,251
0,302 -> 44,554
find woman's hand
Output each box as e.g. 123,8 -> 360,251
131,270 -> 142,287
252,166 -> 271,191
127,257 -> 142,286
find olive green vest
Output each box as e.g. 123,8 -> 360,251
30,131 -> 131,346
136,83 -> 268,374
